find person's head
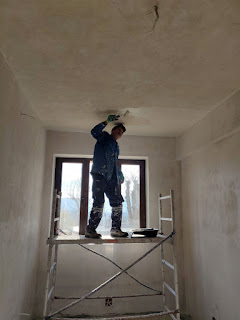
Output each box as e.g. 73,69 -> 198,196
111,124 -> 126,140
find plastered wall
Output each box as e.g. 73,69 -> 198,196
33,130 -> 184,318
0,52 -> 46,320
177,90 -> 240,320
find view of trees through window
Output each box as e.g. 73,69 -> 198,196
59,163 -> 82,234
57,159 -> 145,235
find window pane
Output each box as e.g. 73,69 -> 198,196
59,163 -> 82,235
121,164 -> 140,231
88,163 -> 140,234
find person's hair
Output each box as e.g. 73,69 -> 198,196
112,123 -> 126,133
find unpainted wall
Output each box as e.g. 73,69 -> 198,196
33,130 -> 183,318
0,52 -> 46,319
177,90 -> 240,320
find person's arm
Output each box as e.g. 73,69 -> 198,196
91,115 -> 120,141
91,122 -> 107,141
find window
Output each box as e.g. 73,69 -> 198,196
55,158 -> 146,235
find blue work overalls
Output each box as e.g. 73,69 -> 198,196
87,122 -> 124,231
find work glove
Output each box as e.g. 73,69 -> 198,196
119,171 -> 124,184
106,114 -> 120,123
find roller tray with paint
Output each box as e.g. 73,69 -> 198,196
131,228 -> 158,238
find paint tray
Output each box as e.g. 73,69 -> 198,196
131,228 -> 158,237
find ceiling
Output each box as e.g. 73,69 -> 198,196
1,0 -> 240,136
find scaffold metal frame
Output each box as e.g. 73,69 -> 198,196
43,190 -> 180,320
159,190 -> 180,320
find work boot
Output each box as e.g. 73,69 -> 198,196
110,228 -> 128,238
85,226 -> 102,239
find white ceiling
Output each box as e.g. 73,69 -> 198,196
1,0 -> 240,136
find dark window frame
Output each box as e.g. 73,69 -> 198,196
54,157 -> 146,234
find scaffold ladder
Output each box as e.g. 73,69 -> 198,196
159,190 -> 180,320
43,189 -> 61,317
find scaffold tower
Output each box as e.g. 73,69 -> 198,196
43,190 -> 180,320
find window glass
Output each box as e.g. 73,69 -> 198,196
121,164 -> 140,231
59,163 -> 82,235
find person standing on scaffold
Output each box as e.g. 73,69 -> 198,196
85,114 -> 128,239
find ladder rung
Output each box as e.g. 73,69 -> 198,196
159,195 -> 171,200
165,306 -> 178,320
56,195 -> 61,199
50,262 -> 57,273
160,217 -> 172,221
54,217 -> 60,222
162,259 -> 174,270
47,286 -> 54,301
158,234 -> 167,239
163,282 -> 176,296
169,313 -> 178,320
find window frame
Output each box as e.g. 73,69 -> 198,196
54,157 -> 146,234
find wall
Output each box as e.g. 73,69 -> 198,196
0,51 -> 46,320
34,130 -> 183,318
177,90 -> 240,320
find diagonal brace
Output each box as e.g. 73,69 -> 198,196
80,244 -> 161,293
